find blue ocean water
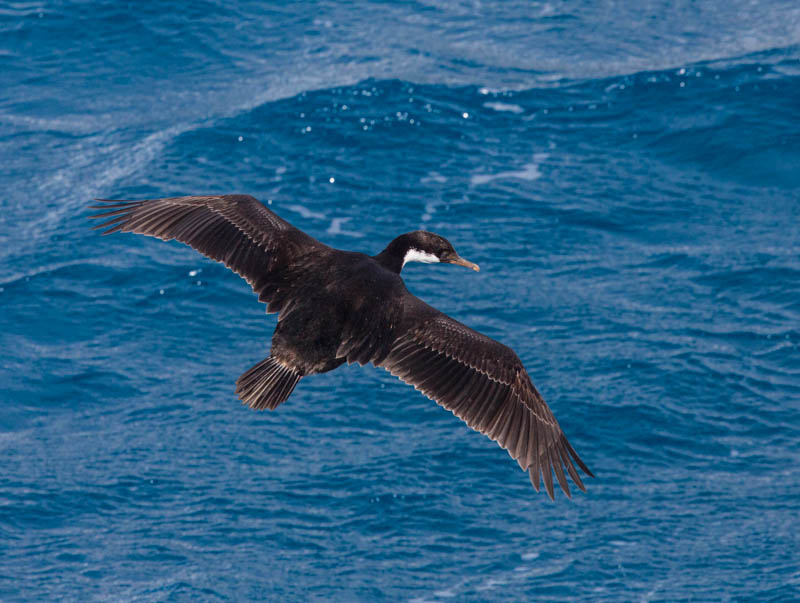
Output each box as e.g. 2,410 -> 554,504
2,0 -> 799,600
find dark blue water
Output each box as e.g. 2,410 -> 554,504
2,1 -> 799,600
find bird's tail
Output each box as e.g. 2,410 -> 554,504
235,356 -> 301,410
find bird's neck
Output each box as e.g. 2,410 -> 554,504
374,235 -> 413,274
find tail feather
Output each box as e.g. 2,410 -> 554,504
236,356 -> 301,410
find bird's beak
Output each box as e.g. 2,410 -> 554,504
447,254 -> 480,272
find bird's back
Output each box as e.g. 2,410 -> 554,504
268,250 -> 405,372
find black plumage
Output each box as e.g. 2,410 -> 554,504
89,194 -> 593,498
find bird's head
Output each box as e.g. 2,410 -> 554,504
376,230 -> 480,274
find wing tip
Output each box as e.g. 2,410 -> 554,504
528,466 -> 541,493
537,459 -> 555,500
562,435 -> 594,478
87,199 -> 142,234
527,435 -> 593,500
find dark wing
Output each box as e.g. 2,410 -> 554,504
377,294 -> 593,499
89,195 -> 327,316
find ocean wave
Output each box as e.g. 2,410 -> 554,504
2,2 -> 799,600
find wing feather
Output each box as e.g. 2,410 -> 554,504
379,294 -> 593,499
89,195 -> 326,313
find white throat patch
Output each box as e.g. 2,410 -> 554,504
402,248 -> 440,267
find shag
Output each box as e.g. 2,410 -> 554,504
90,195 -> 593,498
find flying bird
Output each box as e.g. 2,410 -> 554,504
89,195 -> 593,498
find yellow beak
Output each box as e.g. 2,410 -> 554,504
448,254 -> 480,272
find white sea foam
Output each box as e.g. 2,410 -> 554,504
285,204 -> 327,220
421,171 -> 447,184
471,153 -> 549,186
326,217 -> 363,237
29,124 -> 186,239
483,102 -> 524,114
